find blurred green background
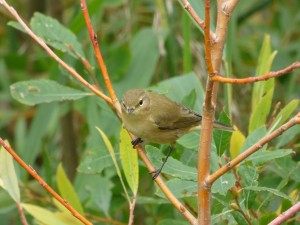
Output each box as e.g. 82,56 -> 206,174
0,0 -> 299,224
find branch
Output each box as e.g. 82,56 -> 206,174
129,134 -> 197,225
0,0 -> 113,107
212,61 -> 300,84
207,112 -> 300,185
197,1 -> 214,224
268,202 -> 300,225
0,138 -> 93,225
180,0 -> 215,40
80,0 -> 121,114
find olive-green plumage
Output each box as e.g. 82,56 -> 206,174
121,88 -> 233,144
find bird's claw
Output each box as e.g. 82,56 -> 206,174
149,168 -> 162,180
131,137 -> 143,148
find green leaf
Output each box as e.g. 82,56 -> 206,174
156,179 -> 197,198
10,79 -> 92,106
243,186 -> 297,202
116,28 -> 160,90
151,72 -> 204,112
96,127 -> 123,181
21,103 -> 60,166
250,34 -> 277,133
30,12 -> 85,59
21,203 -> 82,225
245,149 -> 294,166
240,126 -> 267,154
249,89 -> 274,133
238,165 -> 258,208
269,99 -> 299,131
0,141 -> 20,203
96,127 -> 130,203
213,111 -> 233,156
119,128 -> 139,194
177,132 -> 199,150
231,211 -> 249,225
78,97 -> 116,174
181,89 -> 197,109
56,164 -> 84,215
146,145 -> 197,181
85,176 -> 113,214
211,174 -> 235,196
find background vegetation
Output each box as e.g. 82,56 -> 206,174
0,0 -> 299,224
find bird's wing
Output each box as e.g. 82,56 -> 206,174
152,104 -> 202,130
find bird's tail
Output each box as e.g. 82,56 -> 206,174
213,121 -> 234,132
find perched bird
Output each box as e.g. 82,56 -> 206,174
121,88 -> 233,179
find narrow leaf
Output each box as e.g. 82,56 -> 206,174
10,79 -> 92,106
245,149 -> 294,166
96,127 -> 130,203
0,141 -> 20,202
270,99 -> 299,131
21,203 -> 82,225
230,126 -> 245,159
119,128 -> 139,194
250,34 -> 277,133
56,164 -> 84,215
213,111 -> 233,156
243,186 -> 297,202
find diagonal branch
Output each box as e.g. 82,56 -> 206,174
268,202 -> 300,225
207,112 -> 300,185
212,61 -> 300,84
80,0 -> 121,114
0,138 -> 93,225
0,0 -> 113,106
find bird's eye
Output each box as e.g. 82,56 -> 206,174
139,99 -> 143,105
122,102 -> 126,108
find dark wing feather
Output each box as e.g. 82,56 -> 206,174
151,100 -> 201,130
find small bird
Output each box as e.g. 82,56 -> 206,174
121,88 -> 233,179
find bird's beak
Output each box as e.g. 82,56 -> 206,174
127,108 -> 134,115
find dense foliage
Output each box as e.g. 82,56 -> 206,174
0,0 -> 299,224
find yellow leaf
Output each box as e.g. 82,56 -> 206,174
230,126 -> 245,159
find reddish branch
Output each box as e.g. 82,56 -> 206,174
0,0 -> 112,106
212,61 -> 300,84
180,0 -> 215,40
197,1 -> 214,225
207,112 -> 300,185
80,0 -> 121,113
268,202 -> 300,225
0,138 -> 93,225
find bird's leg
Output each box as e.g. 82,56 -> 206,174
131,137 -> 143,148
150,145 -> 174,180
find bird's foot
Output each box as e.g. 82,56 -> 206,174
131,137 -> 143,148
149,168 -> 162,180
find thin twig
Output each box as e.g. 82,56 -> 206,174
268,202 -> 300,225
128,194 -> 137,225
16,203 -> 29,225
180,0 -> 216,40
207,112 -> 300,185
0,0 -> 112,106
130,133 -> 197,225
80,0 -> 121,114
212,62 -> 300,84
0,138 -> 93,225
